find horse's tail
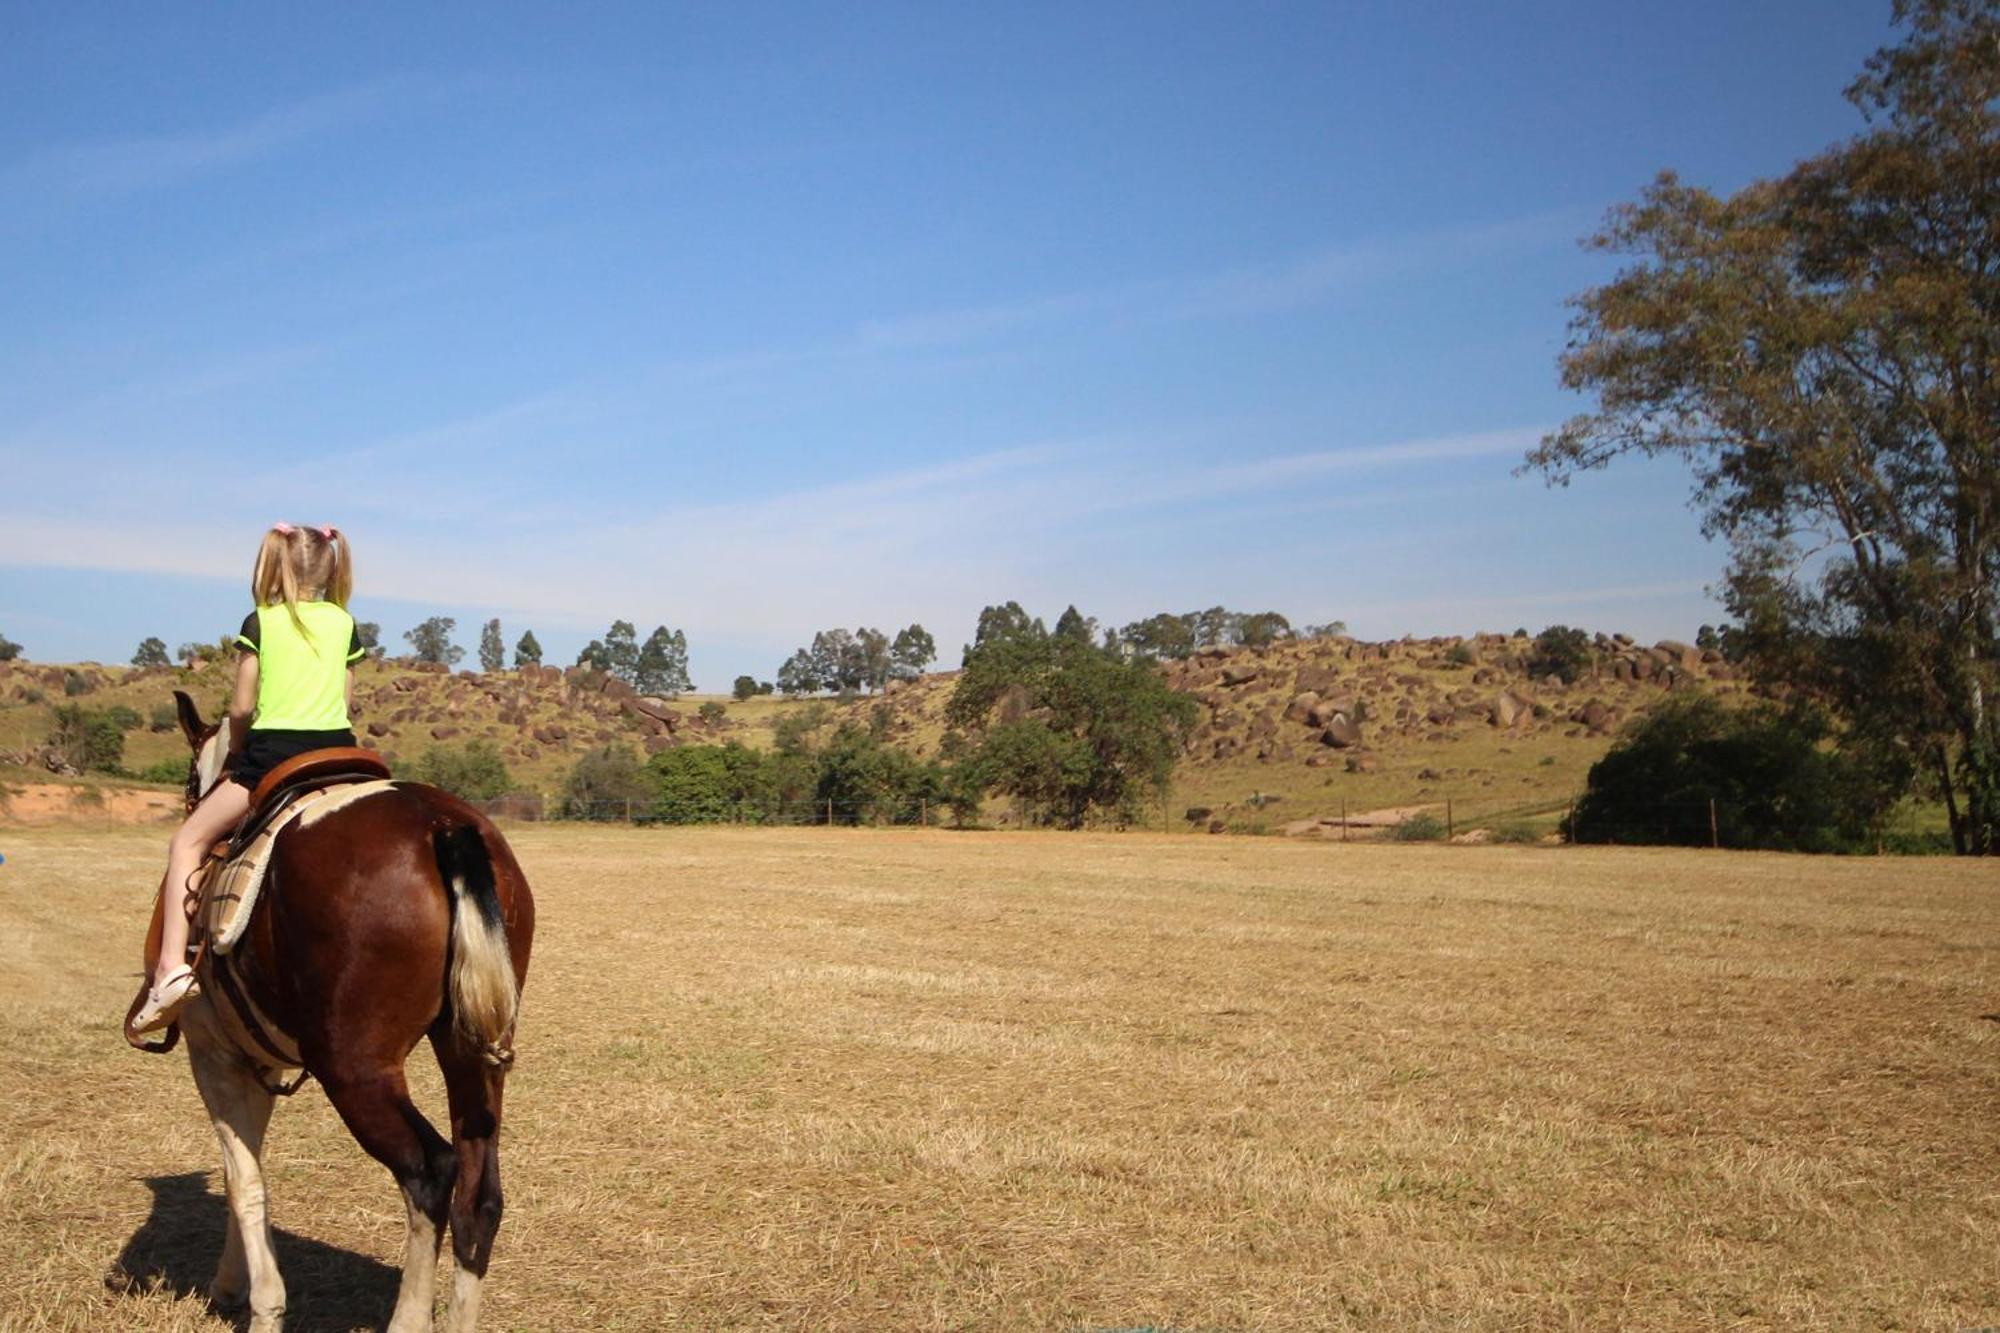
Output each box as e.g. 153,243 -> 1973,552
433,824 -> 520,1068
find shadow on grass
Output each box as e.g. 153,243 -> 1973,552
107,1171 -> 400,1332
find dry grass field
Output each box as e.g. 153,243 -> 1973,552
0,825 -> 1993,1331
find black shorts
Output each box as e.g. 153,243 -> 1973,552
225,729 -> 358,791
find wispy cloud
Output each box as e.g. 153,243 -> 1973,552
0,76 -> 488,207
850,211 -> 1580,353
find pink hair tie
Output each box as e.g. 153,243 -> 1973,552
271,521 -> 296,535
318,525 -> 338,540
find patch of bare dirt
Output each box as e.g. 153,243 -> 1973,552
0,782 -> 180,826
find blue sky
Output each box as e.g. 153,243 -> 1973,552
1,3 -> 1897,686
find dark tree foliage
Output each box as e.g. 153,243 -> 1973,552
403,617 -> 463,666
514,630 -> 543,667
948,613 -> 1197,828
0,630 -> 20,662
575,638 -> 610,671
776,649 -> 818,696
1237,611 -> 1293,648
1527,625 -> 1595,683
855,627 -> 891,692
890,624 -> 936,678
1528,2 -> 1999,852
562,745 -> 652,819
813,723 -> 946,825
478,618 -> 505,674
1566,696 -> 1891,852
733,674 -> 761,701
603,620 -> 640,684
131,637 -> 169,667
965,601 -> 1045,663
635,626 -> 691,696
354,622 -> 382,658
175,642 -> 206,666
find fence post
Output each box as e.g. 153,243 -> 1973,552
1709,797 -> 1719,850
1341,797 -> 1347,842
825,797 -> 833,825
1446,797 -> 1453,842
624,798 -> 632,823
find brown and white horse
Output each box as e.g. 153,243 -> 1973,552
149,692 -> 534,1333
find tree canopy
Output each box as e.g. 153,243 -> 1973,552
478,618 -> 505,673
947,606 -> 1196,827
403,617 -> 463,667
1527,0 -> 1999,853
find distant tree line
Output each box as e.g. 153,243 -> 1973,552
775,624 -> 935,696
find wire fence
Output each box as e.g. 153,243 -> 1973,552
463,794 -> 951,827
452,791 -> 1954,853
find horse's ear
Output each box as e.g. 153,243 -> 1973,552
173,691 -> 207,749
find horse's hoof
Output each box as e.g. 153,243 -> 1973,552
248,1312 -> 285,1333
206,1278 -> 247,1310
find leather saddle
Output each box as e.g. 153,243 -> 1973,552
237,747 -> 393,848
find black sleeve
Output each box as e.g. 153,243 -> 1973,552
235,612 -> 260,655
347,624 -> 365,664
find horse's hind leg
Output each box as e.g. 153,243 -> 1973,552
187,1036 -> 284,1331
320,1064 -> 456,1333
437,1043 -> 507,1333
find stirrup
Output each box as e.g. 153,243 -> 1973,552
131,965 -> 200,1035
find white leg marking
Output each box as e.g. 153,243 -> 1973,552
187,1018 -> 285,1331
444,1263 -> 484,1333
385,1186 -> 442,1333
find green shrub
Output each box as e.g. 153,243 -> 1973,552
731,675 -> 760,701
698,701 -> 727,725
46,705 -> 124,773
1486,821 -> 1543,845
104,705 -> 144,731
149,703 -> 178,732
409,740 -> 513,800
1527,626 -> 1594,683
135,757 -> 190,785
562,745 -> 652,820
1444,642 -> 1476,667
647,743 -> 772,823
1386,812 -> 1448,842
1564,696 -> 1884,852
61,670 -> 91,697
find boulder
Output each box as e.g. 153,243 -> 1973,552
1319,715 -> 1362,749
1492,693 -> 1530,729
1219,665 -> 1260,687
430,725 -> 461,740
1656,639 -> 1701,670
1344,752 -> 1379,774
367,721 -> 392,738
1283,692 -> 1322,724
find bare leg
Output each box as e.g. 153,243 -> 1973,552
187,1023 -> 285,1332
155,781 -> 251,979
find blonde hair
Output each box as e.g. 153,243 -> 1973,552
251,525 -> 354,648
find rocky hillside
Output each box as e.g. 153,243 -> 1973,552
0,630 -> 1742,832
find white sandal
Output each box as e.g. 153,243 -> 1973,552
131,965 -> 200,1034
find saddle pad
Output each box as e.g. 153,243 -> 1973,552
201,779 -> 400,954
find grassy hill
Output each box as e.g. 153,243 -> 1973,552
0,630 -> 1745,834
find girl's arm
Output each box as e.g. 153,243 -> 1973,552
228,652 -> 258,754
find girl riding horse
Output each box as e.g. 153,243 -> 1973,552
133,522 -> 363,1032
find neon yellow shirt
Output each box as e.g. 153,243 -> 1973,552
234,603 -> 365,731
